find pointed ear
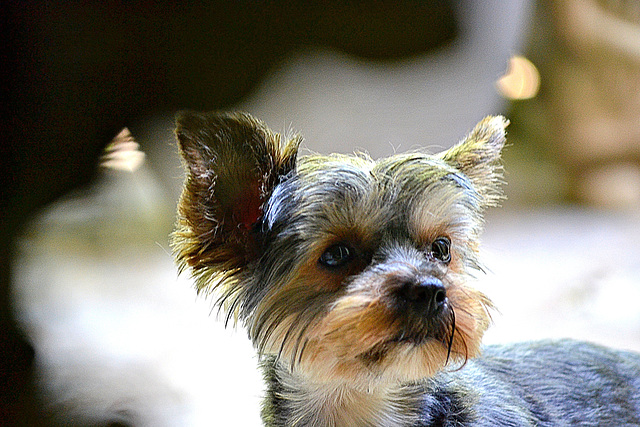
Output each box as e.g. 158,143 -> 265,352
172,111 -> 300,277
438,115 -> 508,207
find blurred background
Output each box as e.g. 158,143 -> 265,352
2,0 -> 640,425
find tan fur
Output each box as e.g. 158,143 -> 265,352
273,376 -> 421,427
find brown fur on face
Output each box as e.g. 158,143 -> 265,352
172,112 -> 507,389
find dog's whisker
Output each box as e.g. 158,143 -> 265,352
445,307 -> 456,365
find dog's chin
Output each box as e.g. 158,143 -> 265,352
287,336 -> 458,389
368,337 -> 461,383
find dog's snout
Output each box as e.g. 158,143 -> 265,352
400,278 -> 446,314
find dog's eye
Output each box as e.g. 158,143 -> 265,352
430,237 -> 451,263
319,244 -> 354,268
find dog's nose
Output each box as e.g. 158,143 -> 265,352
400,278 -> 446,314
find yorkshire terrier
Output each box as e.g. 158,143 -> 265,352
171,111 -> 640,426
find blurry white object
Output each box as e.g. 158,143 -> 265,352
13,156 -> 262,426
241,0 -> 533,158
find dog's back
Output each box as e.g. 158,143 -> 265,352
448,339 -> 640,426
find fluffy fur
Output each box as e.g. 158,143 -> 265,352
172,111 -> 640,426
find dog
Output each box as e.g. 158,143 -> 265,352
171,111 -> 640,426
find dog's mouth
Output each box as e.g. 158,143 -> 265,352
391,325 -> 453,349
357,307 -> 457,367
396,301 -> 456,344
389,330 -> 431,345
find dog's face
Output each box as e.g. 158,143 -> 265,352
172,112 -> 507,387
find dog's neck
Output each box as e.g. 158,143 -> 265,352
265,360 -> 425,427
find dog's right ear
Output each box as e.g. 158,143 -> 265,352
172,111 -> 300,292
439,115 -> 508,209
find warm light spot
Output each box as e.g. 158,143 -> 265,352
100,128 -> 146,172
496,55 -> 540,100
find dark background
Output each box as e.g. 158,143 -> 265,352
1,1 -> 457,423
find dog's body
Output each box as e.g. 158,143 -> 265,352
263,339 -> 640,426
171,111 -> 640,426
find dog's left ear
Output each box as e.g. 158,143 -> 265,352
172,111 -> 300,284
439,115 -> 508,207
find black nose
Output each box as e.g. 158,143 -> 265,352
400,278 -> 447,314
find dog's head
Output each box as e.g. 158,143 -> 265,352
172,111 -> 506,386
